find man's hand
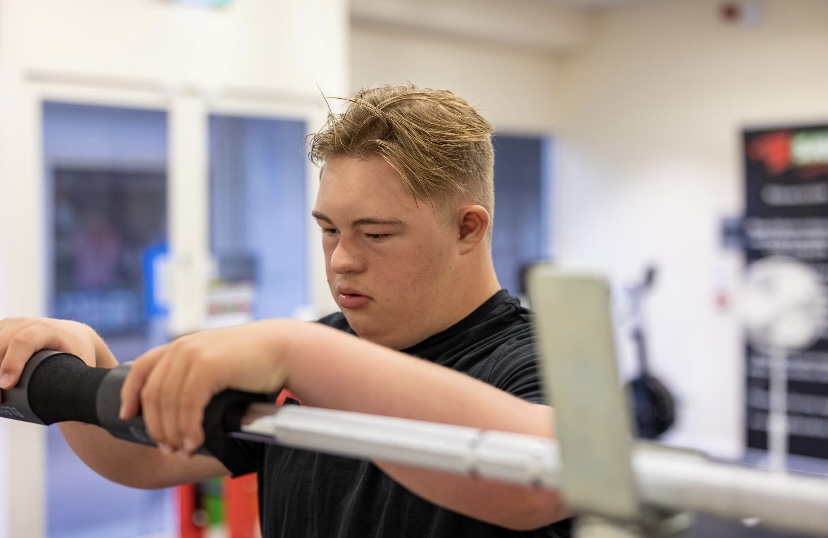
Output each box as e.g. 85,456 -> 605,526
0,317 -> 117,399
119,320 -> 291,457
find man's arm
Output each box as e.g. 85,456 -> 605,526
59,421 -> 230,488
374,406 -> 567,530
0,316 -> 566,527
281,323 -> 568,529
0,317 -> 230,489
119,319 -> 568,529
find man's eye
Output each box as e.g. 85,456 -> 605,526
366,233 -> 390,240
321,228 -> 338,235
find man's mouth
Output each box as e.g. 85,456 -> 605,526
336,288 -> 371,309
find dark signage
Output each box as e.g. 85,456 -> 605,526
743,125 -> 828,459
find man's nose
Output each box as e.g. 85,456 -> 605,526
330,238 -> 365,274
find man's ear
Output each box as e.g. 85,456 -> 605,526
457,205 -> 490,254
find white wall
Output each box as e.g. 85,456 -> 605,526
351,25 -> 566,134
352,0 -> 828,459
0,1 -> 347,536
556,0 -> 828,457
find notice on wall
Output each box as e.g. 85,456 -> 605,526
743,125 -> 828,459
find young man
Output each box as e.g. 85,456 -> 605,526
0,84 -> 572,536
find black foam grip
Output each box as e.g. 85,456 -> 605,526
17,351 -> 275,456
202,389 -> 274,460
11,351 -> 277,456
28,354 -> 109,426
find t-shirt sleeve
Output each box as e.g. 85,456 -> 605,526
487,327 -> 549,405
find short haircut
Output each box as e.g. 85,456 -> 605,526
309,83 -> 495,225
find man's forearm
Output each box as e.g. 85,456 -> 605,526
59,421 -> 229,489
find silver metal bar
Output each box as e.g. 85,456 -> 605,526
239,403 -> 560,488
238,404 -> 828,537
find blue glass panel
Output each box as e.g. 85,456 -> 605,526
209,115 -> 308,320
492,134 -> 553,297
43,101 -> 173,538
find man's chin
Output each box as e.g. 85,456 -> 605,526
342,313 -> 390,343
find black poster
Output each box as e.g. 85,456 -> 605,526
743,125 -> 828,459
51,167 -> 166,335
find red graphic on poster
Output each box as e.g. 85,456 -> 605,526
747,131 -> 791,176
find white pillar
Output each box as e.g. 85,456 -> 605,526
167,91 -> 211,336
0,48 -> 47,538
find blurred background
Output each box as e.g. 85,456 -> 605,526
1,0 -> 827,536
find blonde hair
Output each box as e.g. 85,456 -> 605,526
309,83 -> 495,224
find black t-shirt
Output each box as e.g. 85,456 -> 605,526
217,290 -> 572,537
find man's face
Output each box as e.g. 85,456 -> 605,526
313,155 -> 459,350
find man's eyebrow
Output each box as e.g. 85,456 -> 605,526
311,211 -> 405,229
352,216 -> 406,228
311,210 -> 332,223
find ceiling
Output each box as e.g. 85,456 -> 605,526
546,0 -> 669,6
350,0 -> 675,52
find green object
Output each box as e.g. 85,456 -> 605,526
198,478 -> 225,527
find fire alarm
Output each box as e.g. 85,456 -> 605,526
719,0 -> 763,26
720,2 -> 741,21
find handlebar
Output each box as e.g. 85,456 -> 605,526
0,350 -> 274,457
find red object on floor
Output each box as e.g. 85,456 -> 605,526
226,473 -> 260,537
177,391 -> 271,537
178,483 -> 203,538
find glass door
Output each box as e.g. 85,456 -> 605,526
207,114 -> 309,325
43,101 -> 173,538
39,91 -> 323,538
